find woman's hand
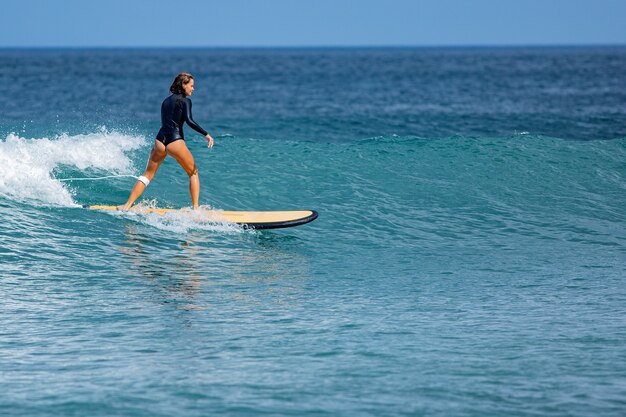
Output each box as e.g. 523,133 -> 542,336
205,134 -> 214,149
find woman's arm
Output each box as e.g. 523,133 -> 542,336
183,98 -> 208,136
183,98 -> 213,148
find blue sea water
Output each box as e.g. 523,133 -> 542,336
1,47 -> 625,416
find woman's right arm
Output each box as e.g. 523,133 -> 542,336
183,98 -> 208,136
183,98 -> 213,148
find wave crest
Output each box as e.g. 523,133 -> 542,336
0,130 -> 146,207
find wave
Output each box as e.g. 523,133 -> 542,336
2,130 -> 624,241
0,129 -> 146,207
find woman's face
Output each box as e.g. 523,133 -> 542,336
183,79 -> 195,96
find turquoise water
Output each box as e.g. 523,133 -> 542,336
1,48 -> 626,416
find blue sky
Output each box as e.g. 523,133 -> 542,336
2,0 -> 625,47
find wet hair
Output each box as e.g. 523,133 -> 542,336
170,72 -> 194,95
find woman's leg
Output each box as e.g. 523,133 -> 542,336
165,140 -> 200,209
118,140 -> 167,210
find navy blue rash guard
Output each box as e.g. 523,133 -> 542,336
156,93 -> 208,146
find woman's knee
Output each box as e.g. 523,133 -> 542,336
187,164 -> 198,177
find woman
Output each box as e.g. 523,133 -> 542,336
119,72 -> 214,210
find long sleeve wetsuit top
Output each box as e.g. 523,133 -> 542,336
156,94 -> 208,146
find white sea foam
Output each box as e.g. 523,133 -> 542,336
109,202 -> 247,235
0,129 -> 145,206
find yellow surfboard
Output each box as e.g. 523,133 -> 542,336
84,205 -> 318,229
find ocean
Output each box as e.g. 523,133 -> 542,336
1,47 -> 625,416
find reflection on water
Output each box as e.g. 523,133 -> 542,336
117,223 -> 313,311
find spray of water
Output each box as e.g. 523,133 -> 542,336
0,130 -> 145,206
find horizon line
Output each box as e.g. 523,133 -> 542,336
0,43 -> 625,50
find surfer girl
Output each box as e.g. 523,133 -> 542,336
118,72 -> 214,210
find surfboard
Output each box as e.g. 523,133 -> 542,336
84,205 -> 318,230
